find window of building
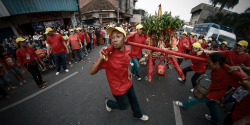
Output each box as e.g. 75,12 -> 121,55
86,14 -> 92,19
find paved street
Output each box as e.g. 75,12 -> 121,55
0,45 -> 228,125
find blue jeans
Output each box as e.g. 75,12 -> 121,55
130,58 -> 140,76
53,52 -> 67,72
72,49 -> 83,62
106,85 -> 143,118
83,45 -> 88,56
182,96 -> 221,123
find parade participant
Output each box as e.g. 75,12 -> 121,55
16,37 -> 46,89
2,51 -> 26,85
204,40 -> 250,88
177,43 -> 207,92
76,28 -> 86,59
84,28 -> 91,53
89,26 -> 149,121
201,38 -> 208,49
177,32 -> 189,65
176,52 -> 233,125
68,29 -> 83,63
46,27 -> 69,76
127,24 -> 147,80
219,41 -> 228,51
185,32 -> 197,53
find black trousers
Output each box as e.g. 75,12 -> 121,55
183,66 -> 203,87
25,61 -> 43,86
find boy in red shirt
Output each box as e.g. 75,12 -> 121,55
68,29 -> 83,63
185,32 -> 197,53
46,27 -> 69,76
89,27 -> 149,121
177,32 -> 189,65
127,24 -> 147,80
2,51 -> 26,85
177,43 -> 207,92
176,52 -> 233,124
219,41 -> 227,51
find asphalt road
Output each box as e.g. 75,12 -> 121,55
0,44 -> 229,125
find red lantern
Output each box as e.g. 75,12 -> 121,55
156,65 -> 166,76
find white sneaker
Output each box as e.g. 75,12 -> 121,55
56,72 -> 60,75
135,115 -> 149,121
190,88 -> 194,92
65,69 -> 69,72
177,78 -> 185,82
175,101 -> 183,107
105,99 -> 112,112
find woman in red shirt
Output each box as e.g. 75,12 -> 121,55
177,43 -> 207,92
16,37 -> 46,89
176,52 -> 233,124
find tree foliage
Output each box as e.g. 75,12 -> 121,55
209,0 -> 239,13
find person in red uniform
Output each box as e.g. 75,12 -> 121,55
46,27 -> 69,76
201,38 -> 208,49
89,26 -> 149,121
219,41 -> 228,51
16,37 -> 46,89
204,40 -> 250,88
127,24 -> 147,80
176,52 -> 234,124
177,32 -> 189,65
68,29 -> 83,63
177,43 -> 207,92
76,27 -> 86,59
84,28 -> 91,53
185,32 -> 197,53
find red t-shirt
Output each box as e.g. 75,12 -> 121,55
2,55 -> 17,69
186,37 -> 197,50
127,33 -> 146,59
16,46 -> 41,69
219,50 -> 250,67
68,34 -> 81,50
84,33 -> 91,43
35,49 -> 46,58
219,47 -> 227,51
188,52 -> 207,73
205,67 -> 232,100
177,38 -> 189,53
231,93 -> 250,122
77,33 -> 85,43
46,34 -> 66,54
201,42 -> 208,49
98,46 -> 132,95
92,33 -> 97,44
219,50 -> 250,88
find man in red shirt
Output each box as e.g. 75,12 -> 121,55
185,32 -> 197,54
46,27 -> 69,76
177,43 -> 207,92
76,27 -> 86,59
127,24 -> 147,80
204,40 -> 250,88
89,26 -> 149,121
219,41 -> 227,51
177,32 -> 189,65
68,29 -> 83,63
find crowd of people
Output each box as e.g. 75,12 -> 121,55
0,23 -> 249,124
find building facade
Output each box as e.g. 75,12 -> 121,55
130,9 -> 145,24
0,0 -> 78,39
189,3 -> 233,26
80,0 -> 137,27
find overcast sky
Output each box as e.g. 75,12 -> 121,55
135,0 -> 250,22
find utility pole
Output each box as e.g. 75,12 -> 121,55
77,0 -> 82,28
117,0 -> 119,24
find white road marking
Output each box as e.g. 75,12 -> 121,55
0,72 -> 79,112
173,101 -> 183,125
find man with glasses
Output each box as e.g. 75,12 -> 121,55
46,27 -> 69,76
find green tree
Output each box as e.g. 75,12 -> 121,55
209,0 -> 239,13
